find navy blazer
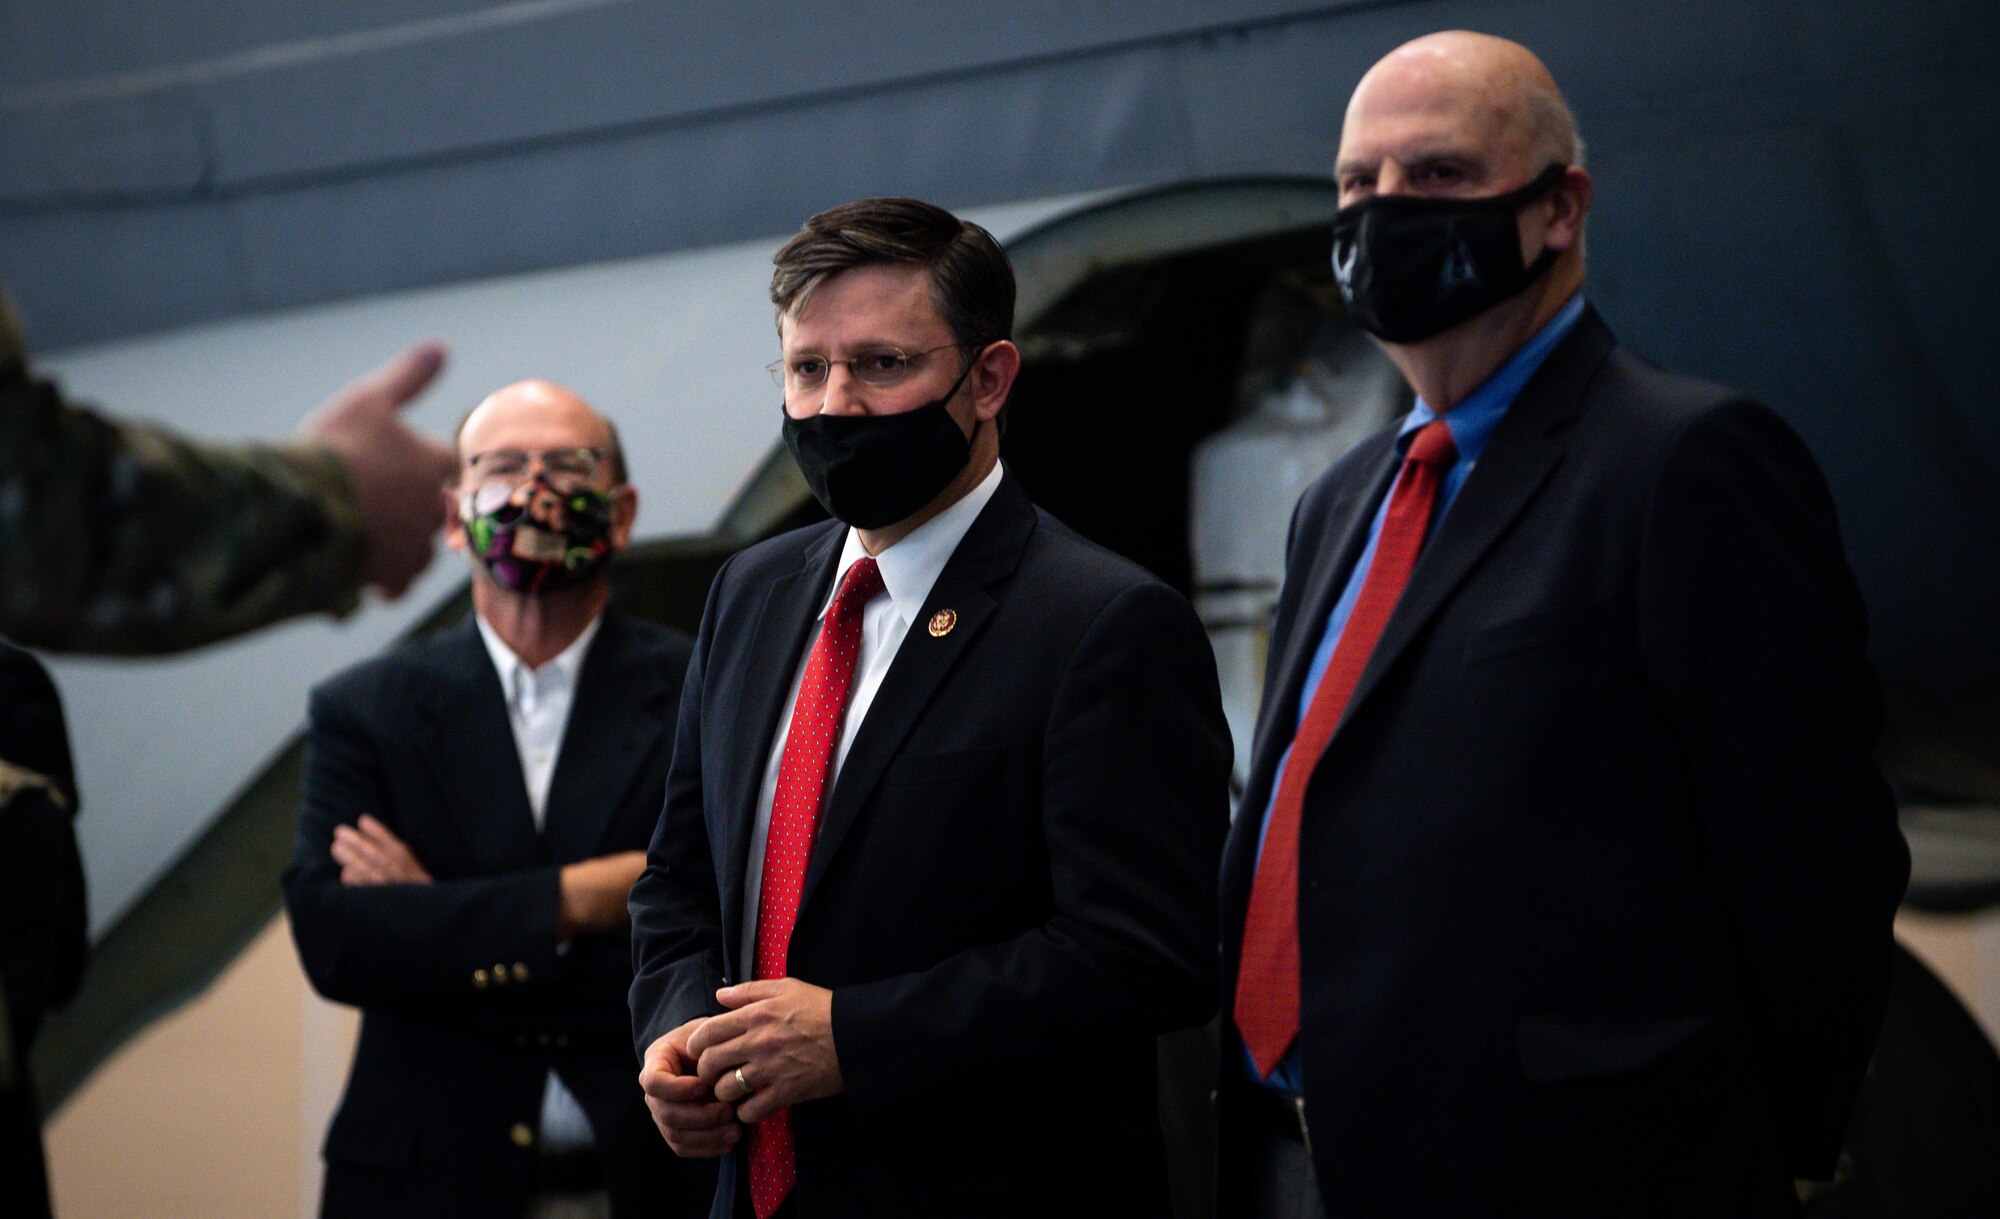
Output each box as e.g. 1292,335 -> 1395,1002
629,471 -> 1232,1219
1217,308 -> 1908,1217
284,607 -> 712,1218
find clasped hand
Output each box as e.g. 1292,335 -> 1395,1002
637,978 -> 841,1157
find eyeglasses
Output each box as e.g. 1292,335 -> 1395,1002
462,447 -> 609,512
766,343 -> 967,394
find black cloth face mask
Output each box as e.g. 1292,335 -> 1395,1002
1331,162 -> 1569,344
780,352 -> 980,530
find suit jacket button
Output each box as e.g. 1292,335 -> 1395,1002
556,1035 -> 571,1049
511,962 -> 531,984
537,1034 -> 553,1046
473,969 -> 491,989
493,963 -> 510,985
514,1035 -> 529,1049
510,1123 -> 535,1148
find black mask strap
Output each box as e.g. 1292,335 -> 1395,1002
1498,161 -> 1570,209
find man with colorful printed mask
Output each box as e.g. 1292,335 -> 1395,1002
457,431 -> 623,597
284,379 -> 712,1219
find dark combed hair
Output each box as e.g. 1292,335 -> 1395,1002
770,197 -> 1015,350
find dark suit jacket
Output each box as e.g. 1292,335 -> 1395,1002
1217,308 -> 1908,1218
629,470 -> 1232,1219
283,606 -> 712,1218
0,643 -> 87,1219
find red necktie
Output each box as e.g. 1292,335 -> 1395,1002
1234,420 -> 1457,1076
748,556 -> 884,1218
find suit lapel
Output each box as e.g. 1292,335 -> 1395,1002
798,474 -> 1034,913
1225,310 -> 1617,938
413,618 -> 542,873
715,525 -> 844,950
1334,308 -> 1614,733
542,610 -> 669,863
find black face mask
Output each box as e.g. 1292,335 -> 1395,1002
781,354 -> 979,529
1331,163 -> 1569,344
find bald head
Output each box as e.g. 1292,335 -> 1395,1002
1336,31 -> 1580,202
456,379 -> 627,486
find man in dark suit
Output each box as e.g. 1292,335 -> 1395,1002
284,380 -> 712,1218
1220,31 -> 1908,1218
628,197 -> 1232,1219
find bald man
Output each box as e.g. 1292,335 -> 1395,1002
1219,31 -> 1905,1218
284,381 -> 712,1218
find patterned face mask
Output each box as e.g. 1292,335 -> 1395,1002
459,475 -> 616,595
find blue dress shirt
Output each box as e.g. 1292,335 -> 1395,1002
1244,292 -> 1588,1094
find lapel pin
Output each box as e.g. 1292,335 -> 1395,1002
928,609 -> 958,638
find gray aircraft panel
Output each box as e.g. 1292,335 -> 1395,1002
4,0 -> 1986,351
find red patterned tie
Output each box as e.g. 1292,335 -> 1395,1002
1234,420 -> 1457,1076
747,556 -> 884,1218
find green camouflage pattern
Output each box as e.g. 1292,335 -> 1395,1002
0,286 -> 365,654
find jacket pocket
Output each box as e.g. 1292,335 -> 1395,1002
322,1106 -> 417,1168
1517,1013 -> 1717,1084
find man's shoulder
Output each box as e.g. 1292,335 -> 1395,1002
1022,508 -> 1163,592
1586,346 -> 1756,438
1012,507 -> 1198,635
710,519 -> 844,600
311,620 -> 468,711
1570,345 -> 1824,494
696,511 -> 844,615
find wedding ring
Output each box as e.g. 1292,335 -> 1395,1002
733,1066 -> 751,1095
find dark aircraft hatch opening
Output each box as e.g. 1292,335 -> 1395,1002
1004,222 -> 1351,596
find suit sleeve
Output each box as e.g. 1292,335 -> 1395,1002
281,681 -> 565,1012
1636,399 -> 1908,1178
831,580 -> 1232,1115
627,567 -> 731,1057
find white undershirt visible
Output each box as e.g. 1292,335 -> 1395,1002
476,611 -> 603,1153
738,462 -> 1004,975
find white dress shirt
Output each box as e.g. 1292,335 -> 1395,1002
738,462 -> 1004,974
475,612 -> 603,1153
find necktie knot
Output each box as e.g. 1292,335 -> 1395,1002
1406,419 -> 1457,469
831,556 -> 885,618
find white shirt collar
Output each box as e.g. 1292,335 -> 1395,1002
820,461 -> 1005,626
475,610 -> 604,706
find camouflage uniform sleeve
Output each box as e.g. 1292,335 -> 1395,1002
0,291 -> 366,655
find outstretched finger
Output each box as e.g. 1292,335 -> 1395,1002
351,342 -> 447,413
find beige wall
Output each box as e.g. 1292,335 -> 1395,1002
45,914 -> 356,1219
1897,907 -> 2000,1049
